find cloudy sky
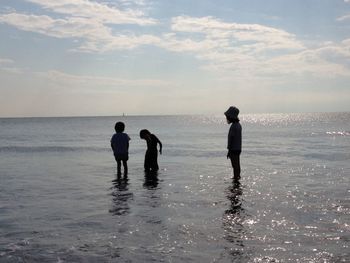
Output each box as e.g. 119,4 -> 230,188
1,0 -> 350,117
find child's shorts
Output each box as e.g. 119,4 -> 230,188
114,153 -> 129,161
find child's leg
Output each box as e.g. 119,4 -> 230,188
144,151 -> 151,172
117,160 -> 122,177
230,154 -> 241,180
152,155 -> 159,171
147,151 -> 158,171
122,160 -> 128,177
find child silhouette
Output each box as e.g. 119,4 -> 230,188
139,129 -> 162,173
225,106 -> 242,180
111,122 -> 130,177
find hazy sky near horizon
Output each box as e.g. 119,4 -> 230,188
1,0 -> 350,117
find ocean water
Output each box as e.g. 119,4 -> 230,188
0,113 -> 349,262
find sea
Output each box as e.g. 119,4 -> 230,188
0,113 -> 349,263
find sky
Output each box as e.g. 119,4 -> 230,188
0,0 -> 350,117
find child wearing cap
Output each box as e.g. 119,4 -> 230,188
225,106 -> 242,180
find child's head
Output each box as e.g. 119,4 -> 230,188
115,122 -> 125,133
224,106 -> 239,123
139,129 -> 151,139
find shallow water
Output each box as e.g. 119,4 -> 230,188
0,113 -> 349,262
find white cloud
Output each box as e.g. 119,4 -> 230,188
161,16 -> 350,78
337,14 -> 350,21
338,0 -> 350,21
0,0 -> 159,52
118,0 -> 148,7
0,68 -> 196,117
34,70 -> 171,91
0,58 -> 14,64
25,0 -> 157,25
1,9 -> 349,80
0,13 -> 161,52
0,58 -> 22,73
171,16 -> 304,51
0,13 -> 95,39
165,16 -> 305,64
77,34 -> 161,52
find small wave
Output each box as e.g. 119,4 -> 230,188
0,146 -> 107,153
165,149 -> 224,158
326,131 -> 350,136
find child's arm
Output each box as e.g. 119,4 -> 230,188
156,136 -> 162,154
127,135 -> 130,151
111,137 -> 115,151
227,125 -> 235,158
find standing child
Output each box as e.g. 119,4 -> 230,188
111,122 -> 130,178
225,106 -> 242,180
139,129 -> 162,172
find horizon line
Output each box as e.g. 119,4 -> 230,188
0,110 -> 349,119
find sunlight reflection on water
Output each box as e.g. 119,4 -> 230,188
0,113 -> 349,262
